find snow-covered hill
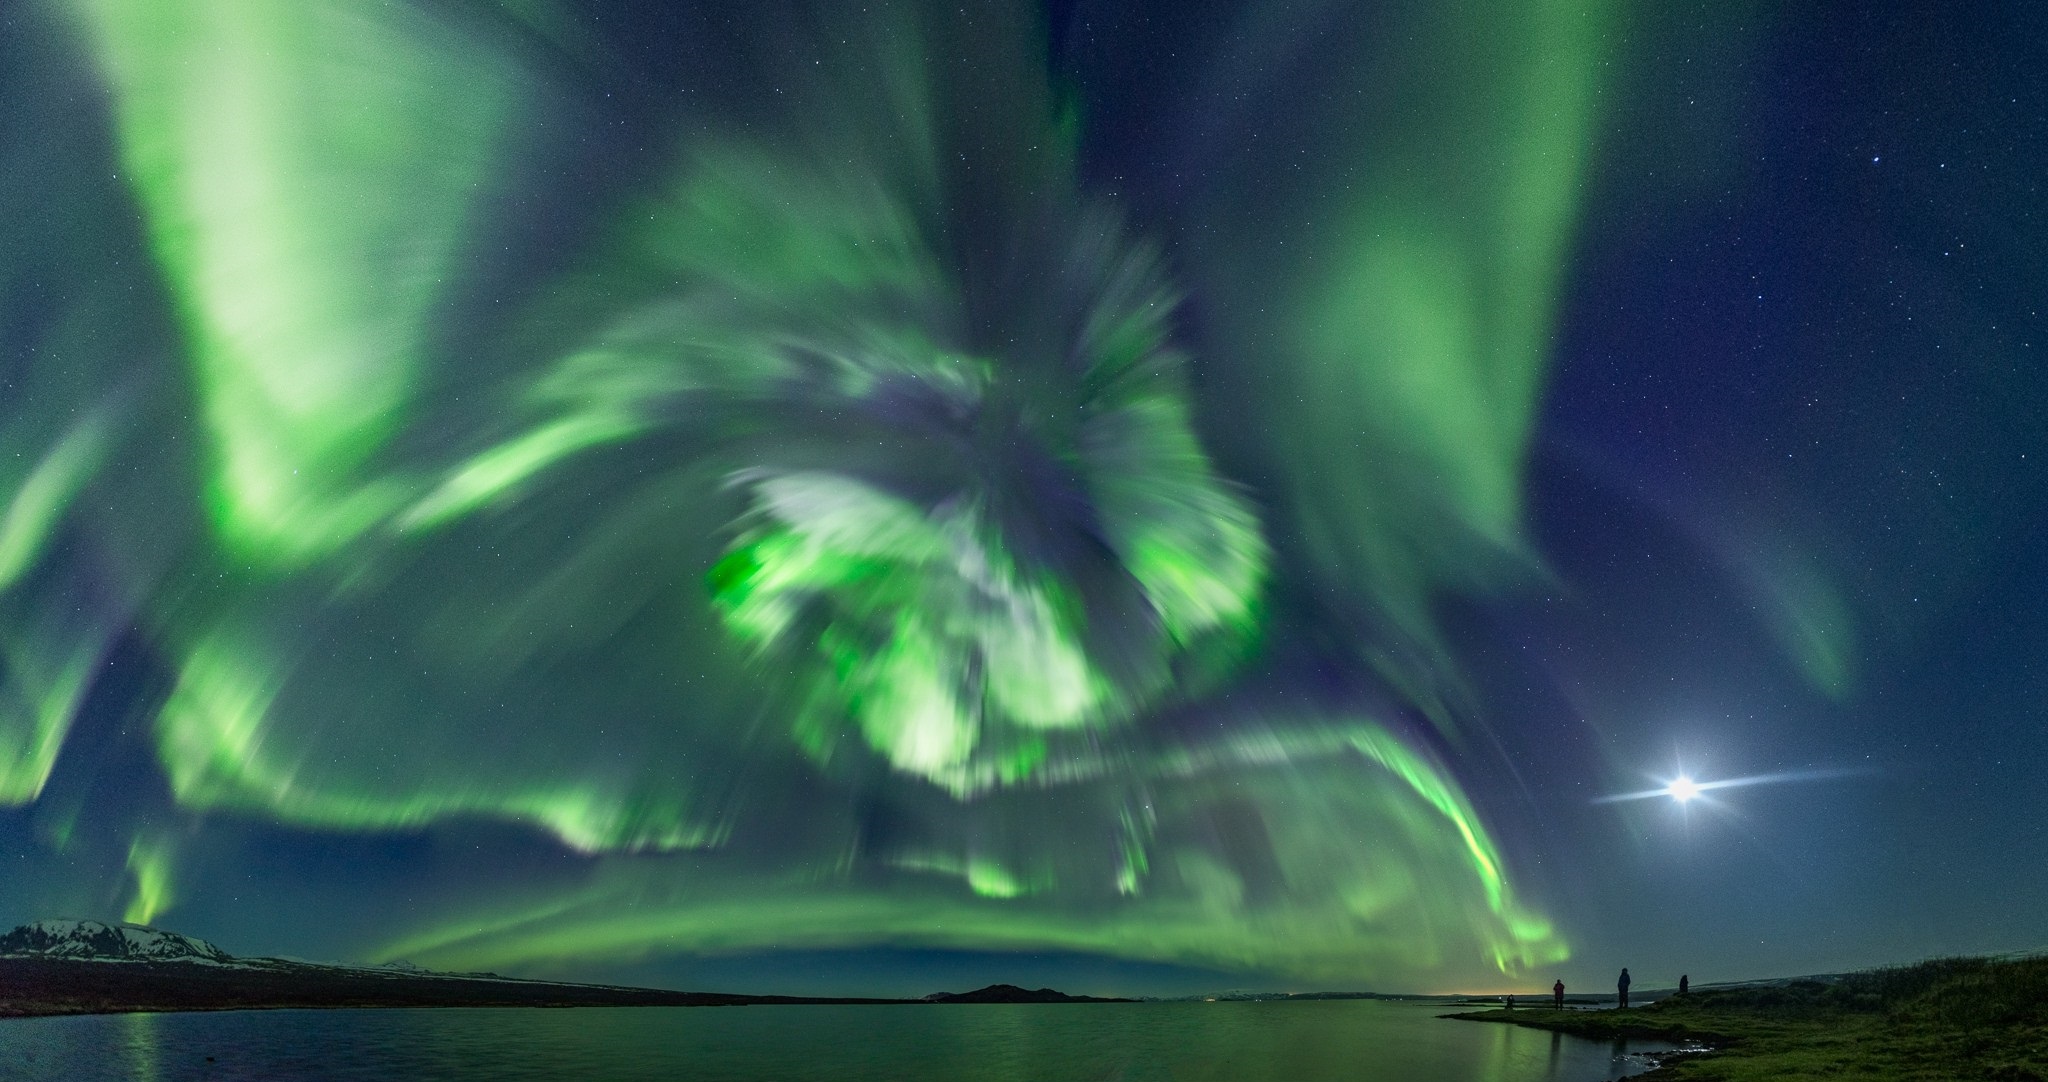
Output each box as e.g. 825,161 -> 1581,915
0,919 -> 748,1015
0,919 -> 236,964
0,920 -> 518,981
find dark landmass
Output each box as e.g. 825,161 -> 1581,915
0,920 -> 1144,1017
0,918 -> 922,1017
1451,996 -> 1610,1007
0,955 -> 920,1017
1168,990 -> 1437,1003
924,983 -> 1134,1004
1446,954 -> 2048,1081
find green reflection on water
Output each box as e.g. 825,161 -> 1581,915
26,1002 -> 1669,1082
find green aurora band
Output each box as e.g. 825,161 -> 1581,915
122,833 -> 176,926
0,0 -> 1630,985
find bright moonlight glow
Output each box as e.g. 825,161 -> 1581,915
1595,766 -> 1872,807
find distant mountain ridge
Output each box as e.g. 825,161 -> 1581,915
0,920 -> 1138,1017
0,918 -> 952,1017
0,918 -> 702,1015
0,920 -> 235,964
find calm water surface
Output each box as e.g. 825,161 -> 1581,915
2,1002 -> 1671,1081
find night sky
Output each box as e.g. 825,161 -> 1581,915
2,0 -> 2043,998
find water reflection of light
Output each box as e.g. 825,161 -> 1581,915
118,1011 -> 162,1082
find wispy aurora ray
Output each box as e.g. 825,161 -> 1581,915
3,0 -> 1624,984
1190,0 -> 1620,724
0,11 -> 151,808
122,834 -> 175,925
0,420 -> 111,802
73,0 -> 533,564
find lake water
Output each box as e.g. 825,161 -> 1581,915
1,1002 -> 1672,1081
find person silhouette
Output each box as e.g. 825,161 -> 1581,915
1617,967 -> 1631,1009
1552,979 -> 1565,1010
1679,974 -> 1689,996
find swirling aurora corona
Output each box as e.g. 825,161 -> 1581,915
0,0 -> 1618,986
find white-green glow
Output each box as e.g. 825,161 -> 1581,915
718,472 -> 1113,787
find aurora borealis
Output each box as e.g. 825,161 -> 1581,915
3,0 -> 2045,997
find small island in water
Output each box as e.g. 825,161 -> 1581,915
1447,953 -> 2048,1080
0,919 -> 1127,1016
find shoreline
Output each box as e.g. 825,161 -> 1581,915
1441,1008 -> 1719,1079
1444,954 -> 2046,1080
1441,1005 -> 1731,1045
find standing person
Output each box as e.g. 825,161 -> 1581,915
1552,979 -> 1565,1010
1679,974 -> 1689,996
1617,968 -> 1631,1009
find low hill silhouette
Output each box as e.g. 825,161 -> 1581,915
925,984 -> 1133,1004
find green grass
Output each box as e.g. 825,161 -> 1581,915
1448,954 -> 2048,1080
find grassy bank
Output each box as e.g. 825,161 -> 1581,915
1447,954 -> 2047,1080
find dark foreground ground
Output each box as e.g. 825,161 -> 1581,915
1449,955 -> 2048,1081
